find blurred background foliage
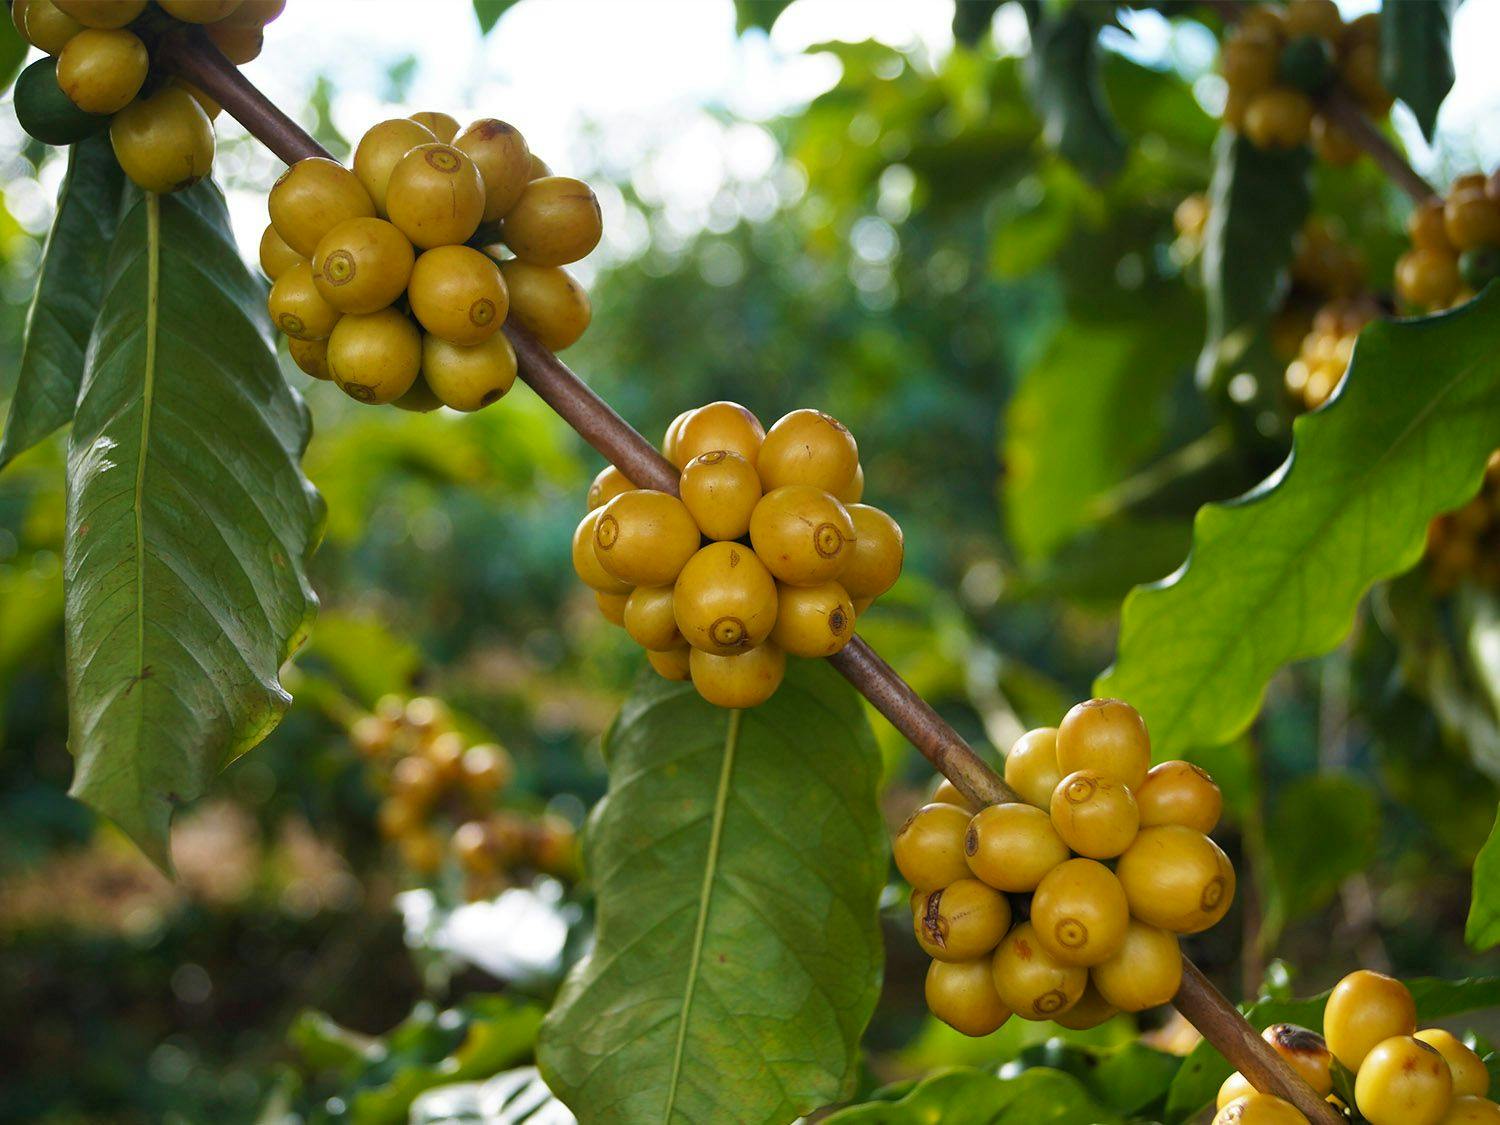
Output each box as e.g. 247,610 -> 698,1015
0,1 -> 1497,1121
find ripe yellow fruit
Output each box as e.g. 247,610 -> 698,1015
500,176 -> 603,266
1056,697 -> 1151,790
327,308 -> 422,405
172,78 -> 220,120
1285,0 -> 1343,39
1220,29 -> 1278,95
354,118 -> 438,216
1409,198 -> 1454,253
393,377 -> 441,414
421,332 -> 517,412
409,110 -> 459,143
571,510 -> 631,595
56,27 -> 145,114
748,485 -> 855,585
925,958 -> 1012,1037
286,336 -> 330,381
1049,769 -> 1140,859
528,152 -> 550,179
54,1 -> 146,28
205,20 -> 261,63
647,645 -> 692,682
587,465 -> 635,511
680,450 -> 762,541
1136,760 -> 1223,834
963,802 -> 1069,892
893,801 -> 972,891
386,143 -> 487,249
216,0 -> 284,27
21,0 -> 82,53
594,490 -> 701,587
1218,1072 -> 1256,1110
497,259 -> 591,351
1355,1036 -> 1454,1125
158,0 -> 240,21
269,157 -> 376,258
455,118 -> 532,222
1212,1093 -> 1309,1124
673,400 -> 765,467
1004,727 -> 1062,808
267,261 -> 340,341
689,642 -> 785,708
757,408 -> 860,493
662,409 -> 693,464
1396,247 -> 1462,310
913,877 -> 1011,962
460,743 -> 512,796
1416,1030 -> 1489,1098
1441,1097 -> 1500,1123
770,580 -> 855,658
1263,1023 -> 1333,1095
408,245 -> 508,345
1444,191 -> 1500,253
1243,88 -> 1314,150
673,541 -> 778,654
837,463 -> 865,504
838,504 -> 904,600
595,590 -> 628,626
623,585 -> 681,651
1052,983 -> 1117,1030
1091,920 -> 1181,1012
1324,970 -> 1418,1071
1029,858 -> 1129,966
312,217 -> 415,314
109,87 -> 214,194
933,778 -> 978,811
990,922 -> 1087,1021
259,223 -> 303,281
1116,825 -> 1235,934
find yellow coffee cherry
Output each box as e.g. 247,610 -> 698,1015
1444,190 -> 1500,253
10,0 -> 33,42
680,450 -> 762,541
571,509 -> 631,595
1263,1024 -> 1333,1095
399,827 -> 445,874
1312,114 -> 1361,166
409,110 -> 459,143
689,642 -> 785,708
500,176 -> 603,266
840,505 -> 904,600
286,336 -> 330,381
1052,983 -> 1117,1030
269,157 -> 376,258
216,0 -> 284,27
623,585 -> 682,651
21,0 -> 82,52
1355,1036 -> 1454,1125
54,1 -> 146,28
990,921 -> 1086,1021
1285,0 -> 1343,40
595,590 -> 627,626
1218,1072 -> 1256,1110
1091,919 -> 1181,1012
267,261 -> 340,341
1243,88 -> 1314,150
460,743 -> 512,796
933,778 -> 977,811
1416,1030 -> 1489,1098
1410,198 -> 1455,253
56,27 -> 145,114
587,465 -> 635,511
925,958 -> 1012,1037
770,580 -> 855,658
647,645 -> 691,682
497,259 -> 591,351
1004,727 -> 1062,808
662,409 -> 693,464
1396,247 -> 1462,310
757,408 -> 860,493
837,463 -> 865,504
1136,760 -> 1222,834
452,820 -> 498,875
455,118 -> 532,222
893,801 -> 972,891
1049,769 -> 1139,859
408,245 -> 508,345
963,802 -> 1069,893
1219,30 -> 1279,97
311,217 -> 414,314
354,118 -> 438,216
748,485 -> 855,586
327,308 -> 421,405
205,20 -> 261,63
528,152 -> 551,179
1340,38 -> 1389,112
172,78 -> 220,120
158,0 -> 240,21
386,143 -> 487,250
1116,824 -> 1235,934
673,541 -> 778,655
1029,857 -> 1129,966
913,877 -> 1011,962
421,332 -> 517,412
393,377 -> 442,414
109,87 -> 214,195
1441,1097 -> 1500,1123
1055,697 -> 1151,790
594,490 -> 701,587
1212,1094 -> 1309,1124
1324,970 -> 1418,1071
259,223 -> 303,281
674,400 -> 765,467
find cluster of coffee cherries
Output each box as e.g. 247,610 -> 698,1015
1395,172 -> 1500,313
896,699 -> 1234,1037
572,403 -> 903,709
1216,970 -> 1498,1125
12,0 -> 280,192
1283,293 -> 1382,412
1218,0 -> 1388,160
262,111 -> 599,411
352,694 -> 576,900
1426,452 -> 1500,594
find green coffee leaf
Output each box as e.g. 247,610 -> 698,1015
0,136 -> 125,469
1468,806 -> 1500,950
537,661 -> 886,1124
1023,5 -> 1126,182
1098,287 -> 1500,760
822,1066 -> 1123,1124
733,0 -> 794,34
1260,774 -> 1379,946
64,183 -> 323,867
471,0 -> 521,35
1381,0 -> 1457,143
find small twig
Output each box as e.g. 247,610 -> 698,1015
1321,90 -> 1436,204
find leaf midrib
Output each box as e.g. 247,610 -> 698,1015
131,194 -> 161,790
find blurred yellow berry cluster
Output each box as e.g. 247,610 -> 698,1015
1395,172 -> 1500,313
1283,293 -> 1382,411
1426,452 -> 1500,594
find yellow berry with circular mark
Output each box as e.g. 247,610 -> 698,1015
497,259 -> 591,351
500,176 -> 603,266
54,0 -> 146,28
1324,970 -> 1418,1071
595,590 -> 627,626
962,802 -> 1069,892
1397,247 -> 1462,310
594,490 -> 701,587
1029,857 -> 1128,966
1049,769 -> 1139,859
913,877 -> 1011,962
933,778 -> 977,811
21,0 -> 82,52
689,642 -> 784,708
1416,1030 -> 1489,1098
770,580 -> 854,658
1137,760 -> 1223,834
269,157 -> 376,258
286,336 -> 330,381
1004,727 -> 1062,809
893,801 -> 972,891
1212,1093 -> 1309,1124
1242,88 -> 1314,150
673,541 -> 777,655
455,118 -> 532,222
587,465 -> 635,511
1116,824 -> 1235,934
56,27 -> 145,114
680,450 -> 762,541
259,223 -> 303,281
1056,697 -> 1151,790
267,261 -> 340,341
1091,919 -> 1181,1012
1262,1023 -> 1332,1095
1356,1036 -> 1454,1125
748,485 -> 855,586
1444,190 -> 1500,253
841,504 -> 904,600
1053,983 -> 1117,1030
757,408 -> 860,493
571,509 -> 631,595
109,87 -> 214,195
421,331 -> 517,412
326,307 -> 421,405
647,645 -> 691,682
158,0 -> 240,20
623,585 -> 682,651
354,118 -> 438,216
1441,1097 -> 1500,1123
311,217 -> 414,314
990,921 -> 1086,1021
1218,1072 -> 1256,1110
407,245 -> 508,345
386,143 -> 487,250
673,400 -> 765,467
409,110 -> 459,143
925,958 -> 1011,1038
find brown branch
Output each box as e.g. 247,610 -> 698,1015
1321,90 -> 1436,204
156,40 -> 1342,1125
